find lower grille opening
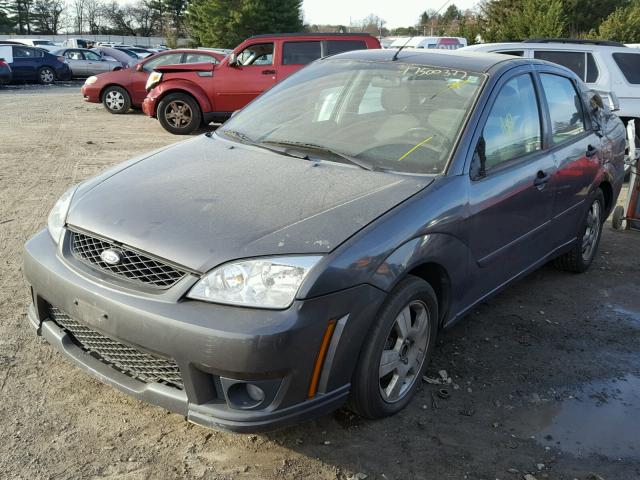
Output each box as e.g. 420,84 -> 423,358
48,305 -> 183,390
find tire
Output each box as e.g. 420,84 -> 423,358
38,67 -> 55,85
611,205 -> 625,231
349,275 -> 439,419
555,189 -> 605,273
102,86 -> 131,114
157,92 -> 202,135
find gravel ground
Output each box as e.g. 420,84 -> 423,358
1,85 -> 639,480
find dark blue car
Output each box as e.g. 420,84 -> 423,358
0,44 -> 71,84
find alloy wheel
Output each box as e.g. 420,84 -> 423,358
40,68 -> 54,84
379,300 -> 430,403
582,199 -> 602,262
165,101 -> 193,128
105,91 -> 125,111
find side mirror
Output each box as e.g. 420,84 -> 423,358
135,63 -> 143,72
228,52 -> 238,66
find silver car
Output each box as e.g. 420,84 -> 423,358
52,48 -> 122,77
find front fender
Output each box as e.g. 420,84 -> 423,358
152,79 -> 213,114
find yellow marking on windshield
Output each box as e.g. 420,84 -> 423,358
398,135 -> 434,162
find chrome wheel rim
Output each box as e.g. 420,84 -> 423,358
379,300 -> 430,403
165,101 -> 192,128
105,91 -> 125,110
582,200 -> 602,262
41,69 -> 54,83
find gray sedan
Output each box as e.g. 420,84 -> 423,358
52,48 -> 122,77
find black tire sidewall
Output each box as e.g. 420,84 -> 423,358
157,93 -> 202,135
38,67 -> 55,85
102,86 -> 131,114
612,205 -> 624,230
579,189 -> 606,268
350,275 -> 439,419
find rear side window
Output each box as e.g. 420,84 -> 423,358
534,51 -> 599,83
612,52 -> 640,84
13,46 -> 39,58
282,41 -> 321,65
482,74 -> 542,169
539,74 -> 585,144
184,53 -> 219,64
326,40 -> 367,56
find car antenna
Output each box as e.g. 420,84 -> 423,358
392,37 -> 413,61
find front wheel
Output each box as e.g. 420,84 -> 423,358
157,93 -> 202,135
349,276 -> 438,419
554,189 -> 605,273
38,67 -> 55,85
102,86 -> 131,114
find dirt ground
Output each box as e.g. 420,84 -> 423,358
1,84 -> 639,480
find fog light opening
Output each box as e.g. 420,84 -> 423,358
227,382 -> 266,409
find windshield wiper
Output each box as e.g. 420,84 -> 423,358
259,140 -> 376,171
215,129 -> 306,159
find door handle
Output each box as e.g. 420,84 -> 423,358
261,69 -> 276,75
586,144 -> 598,158
533,170 -> 550,188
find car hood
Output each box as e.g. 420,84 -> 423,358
67,135 -> 432,272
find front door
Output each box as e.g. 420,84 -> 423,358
214,42 -> 277,113
465,72 -> 557,298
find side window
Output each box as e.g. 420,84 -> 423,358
84,51 -> 102,61
66,50 -> 84,60
326,40 -> 367,55
237,43 -> 274,66
586,53 -> 599,83
184,53 -> 219,64
539,73 -> 586,144
32,48 -> 44,58
496,50 -> 524,57
612,52 -> 640,84
534,50 -> 586,81
13,46 -> 32,58
282,41 -> 321,65
142,53 -> 183,72
480,74 -> 542,170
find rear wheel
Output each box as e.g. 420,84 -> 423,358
612,205 -> 625,230
157,92 -> 202,135
38,67 -> 55,85
555,189 -> 605,273
349,276 -> 438,419
102,86 -> 131,114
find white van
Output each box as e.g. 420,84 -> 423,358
12,39 -> 58,52
460,39 -> 640,123
390,36 -> 467,50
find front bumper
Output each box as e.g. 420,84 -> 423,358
80,84 -> 100,103
23,229 -> 386,431
142,95 -> 157,117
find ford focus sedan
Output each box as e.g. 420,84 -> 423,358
24,50 -> 625,431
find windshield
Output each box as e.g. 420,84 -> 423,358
219,59 -> 483,174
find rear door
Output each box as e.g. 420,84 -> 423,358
465,69 -> 557,294
10,46 -> 38,80
536,70 -> 602,245
278,40 -> 322,80
214,42 -> 277,112
63,49 -> 87,76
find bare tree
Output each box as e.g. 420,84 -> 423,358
73,0 -> 86,33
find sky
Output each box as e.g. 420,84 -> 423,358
302,0 -> 480,29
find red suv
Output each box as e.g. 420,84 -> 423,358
142,33 -> 381,134
80,49 -> 225,114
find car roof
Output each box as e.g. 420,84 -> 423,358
249,32 -> 375,40
328,48 -> 532,73
462,40 -> 633,53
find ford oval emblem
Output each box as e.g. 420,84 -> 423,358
100,248 -> 122,265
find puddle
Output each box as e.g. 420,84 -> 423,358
601,285 -> 640,324
531,376 -> 640,459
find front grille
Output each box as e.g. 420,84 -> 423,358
49,306 -> 183,389
69,230 -> 187,288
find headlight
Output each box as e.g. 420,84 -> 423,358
47,185 -> 78,244
146,71 -> 162,91
85,76 -> 97,85
187,256 -> 322,309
